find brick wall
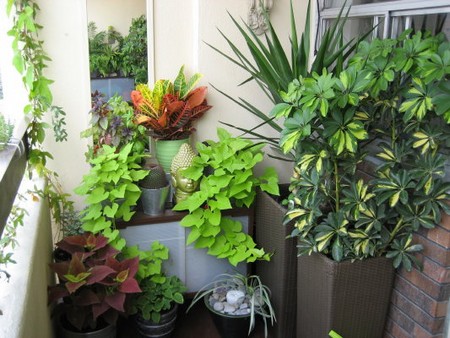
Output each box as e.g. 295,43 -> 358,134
385,213 -> 450,338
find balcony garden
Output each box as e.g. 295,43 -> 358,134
1,1 -> 450,338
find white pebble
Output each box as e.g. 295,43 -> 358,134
226,290 -> 245,306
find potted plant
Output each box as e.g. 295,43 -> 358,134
81,91 -> 147,160
188,272 -> 276,338
48,232 -> 141,338
131,275 -> 186,338
123,241 -> 186,338
139,159 -> 170,216
173,128 -> 279,266
273,31 -> 450,338
88,22 -> 123,78
208,3 -> 369,336
74,143 -> 148,249
130,65 -> 212,171
121,15 -> 148,84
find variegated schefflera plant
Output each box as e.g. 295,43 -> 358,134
271,30 -> 450,270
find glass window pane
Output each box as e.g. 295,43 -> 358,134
389,14 -> 449,38
322,17 -> 381,43
324,0 -> 399,9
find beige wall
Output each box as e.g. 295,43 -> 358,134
87,0 -> 146,36
152,0 -> 305,183
37,0 -> 306,210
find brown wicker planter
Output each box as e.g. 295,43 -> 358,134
254,188 -> 297,338
297,253 -> 395,338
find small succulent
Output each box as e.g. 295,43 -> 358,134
141,160 -> 168,189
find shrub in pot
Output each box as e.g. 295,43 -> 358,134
48,232 -> 141,337
209,3 -> 369,336
130,65 -> 212,171
189,273 -> 276,338
272,30 -> 450,338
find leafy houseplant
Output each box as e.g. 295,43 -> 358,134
273,30 -> 450,338
189,273 -> 276,338
48,233 -> 141,335
276,30 -> 450,269
132,275 -> 186,322
124,242 -> 186,337
74,143 -> 148,249
173,128 -> 279,266
131,65 -> 212,141
121,15 -> 148,84
81,91 -> 147,159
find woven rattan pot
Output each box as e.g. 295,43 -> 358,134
254,187 -> 297,338
297,253 -> 394,338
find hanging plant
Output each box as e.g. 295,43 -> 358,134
173,128 -> 279,266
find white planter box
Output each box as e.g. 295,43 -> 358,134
120,215 -> 249,292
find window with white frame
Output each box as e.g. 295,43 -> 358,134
318,0 -> 450,41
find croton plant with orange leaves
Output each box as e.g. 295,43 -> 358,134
131,65 -> 212,140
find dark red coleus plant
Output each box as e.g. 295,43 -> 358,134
48,233 -> 141,332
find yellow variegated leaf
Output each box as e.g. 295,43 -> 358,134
389,191 -> 401,207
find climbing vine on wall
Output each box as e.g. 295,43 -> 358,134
6,0 -> 73,227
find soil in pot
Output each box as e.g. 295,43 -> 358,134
134,304 -> 179,338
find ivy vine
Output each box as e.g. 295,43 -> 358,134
5,1 -> 73,238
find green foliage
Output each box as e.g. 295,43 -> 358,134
279,31 -> 450,271
329,330 -> 343,338
173,128 -> 279,266
7,0 -> 68,168
0,198 -> 27,279
210,0 -> 369,157
7,0 -> 74,247
81,92 -> 147,159
131,275 -> 186,323
121,15 -> 148,83
0,113 -> 14,150
125,241 -> 186,323
188,273 -> 276,338
88,22 -> 124,77
74,143 -> 148,249
132,66 -> 212,140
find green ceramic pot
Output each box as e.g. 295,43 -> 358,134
155,138 -> 189,172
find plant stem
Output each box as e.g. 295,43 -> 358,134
334,159 -> 340,212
